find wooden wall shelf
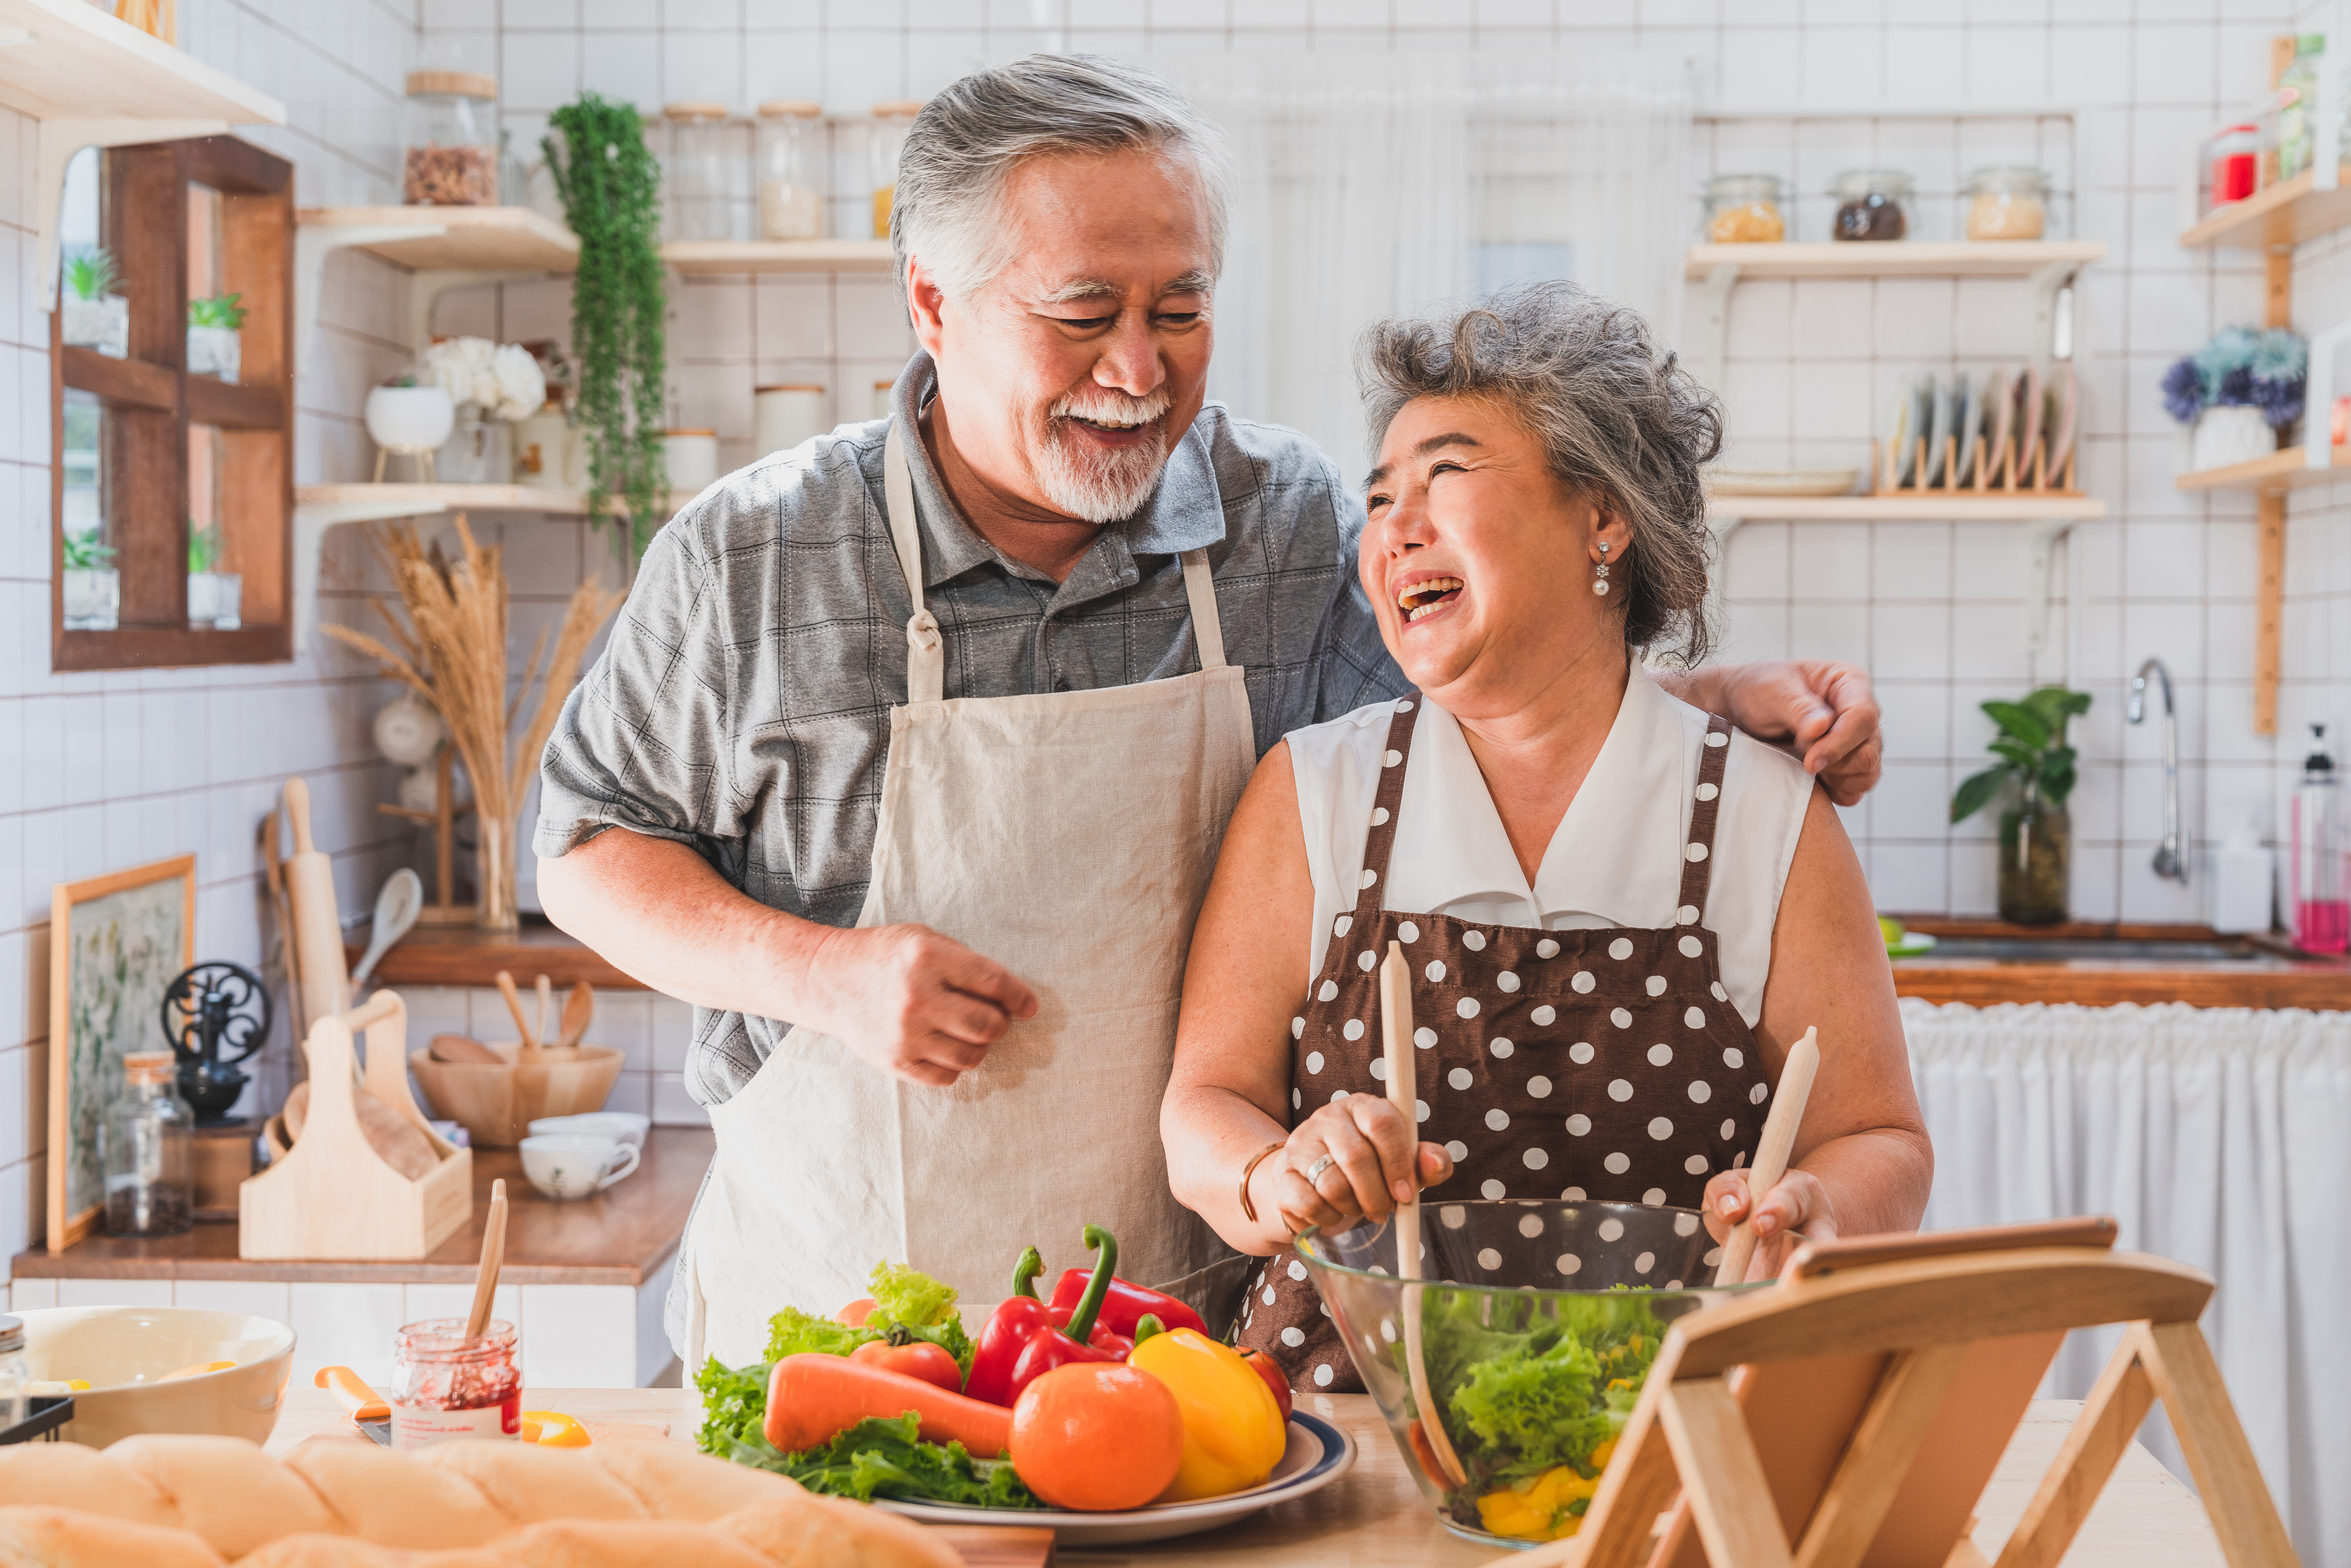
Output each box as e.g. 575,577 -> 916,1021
2174,445 -> 2351,492
0,0 -> 282,122
344,920 -> 645,992
663,238 -> 895,275
295,482 -> 676,517
1683,240 -> 2105,279
2179,166 -> 2351,250
1706,494 -> 2104,521
298,205 -> 579,272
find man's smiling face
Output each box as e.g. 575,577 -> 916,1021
912,146 -> 1216,525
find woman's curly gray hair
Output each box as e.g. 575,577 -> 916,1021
1358,281 -> 1723,666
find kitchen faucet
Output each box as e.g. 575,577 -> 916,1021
2128,657 -> 2186,884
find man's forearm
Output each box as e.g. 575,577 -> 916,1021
536,827 -> 823,1022
1652,665 -> 1770,735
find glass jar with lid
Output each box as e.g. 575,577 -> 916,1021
1701,173 -> 1786,243
756,100 -> 825,240
869,101 -> 924,240
1964,166 -> 2049,241
102,1051 -> 193,1238
664,101 -> 748,241
403,71 -> 499,206
2203,123 -> 2263,213
1830,167 -> 1912,242
0,1317 -> 26,1435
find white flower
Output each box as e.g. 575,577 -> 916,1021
419,337 -> 548,422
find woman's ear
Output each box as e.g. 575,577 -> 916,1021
1588,499 -> 1633,561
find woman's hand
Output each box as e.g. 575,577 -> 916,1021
1259,1096 -> 1453,1236
1701,1166 -> 1839,1283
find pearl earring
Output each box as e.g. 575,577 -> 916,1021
1593,541 -> 1611,597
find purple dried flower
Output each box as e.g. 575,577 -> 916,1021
2251,375 -> 2304,429
2216,364 -> 2255,406
2160,357 -> 2204,423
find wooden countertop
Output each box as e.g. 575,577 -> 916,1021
261,1387 -> 2227,1567
14,1128 -> 712,1286
1889,917 -> 2351,1010
349,918 -> 646,991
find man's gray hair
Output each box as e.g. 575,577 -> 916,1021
890,54 -> 1234,300
1359,281 -> 1723,667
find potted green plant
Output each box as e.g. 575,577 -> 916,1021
186,522 -> 240,630
187,292 -> 247,383
62,249 -> 128,359
62,530 -> 119,630
1951,685 -> 2092,925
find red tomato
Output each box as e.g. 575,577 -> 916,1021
849,1337 -> 963,1392
1237,1347 -> 1294,1421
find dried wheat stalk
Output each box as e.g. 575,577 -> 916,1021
325,515 -> 621,926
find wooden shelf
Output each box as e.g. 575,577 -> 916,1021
662,238 -> 895,275
0,0 -> 282,123
2179,167 -> 2351,250
1683,240 -> 2106,279
345,919 -> 645,992
297,205 -> 579,272
1706,493 -> 2105,520
2175,445 -> 2351,492
296,482 -> 679,516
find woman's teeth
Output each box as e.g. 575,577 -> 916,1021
1399,577 -> 1463,622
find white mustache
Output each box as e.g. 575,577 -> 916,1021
1050,388 -> 1172,428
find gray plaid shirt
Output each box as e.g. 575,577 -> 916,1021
538,353 -> 1405,1105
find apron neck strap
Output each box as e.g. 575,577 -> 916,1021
884,419 -> 944,704
1179,549 -> 1226,671
1673,714 -> 1735,924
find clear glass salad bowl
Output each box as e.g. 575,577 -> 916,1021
1294,1199 -> 1752,1548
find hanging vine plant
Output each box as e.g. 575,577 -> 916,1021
545,93 -> 667,557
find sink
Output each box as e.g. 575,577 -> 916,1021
1897,937 -> 2263,963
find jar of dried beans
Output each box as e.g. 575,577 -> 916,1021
404,72 -> 500,206
389,1318 -> 522,1449
1701,173 -> 1786,243
1830,167 -> 1912,242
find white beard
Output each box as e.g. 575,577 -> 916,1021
1035,388 -> 1175,523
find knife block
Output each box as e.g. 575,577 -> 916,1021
239,990 -> 472,1260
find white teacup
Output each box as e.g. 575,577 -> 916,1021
527,1112 -> 650,1148
518,1134 -> 640,1201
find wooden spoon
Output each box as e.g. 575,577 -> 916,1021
1713,1025 -> 1821,1287
496,970 -> 539,1059
535,975 -> 554,1052
557,982 -> 595,1050
466,1179 -> 509,1340
1382,941 -> 1466,1489
428,1033 -> 504,1066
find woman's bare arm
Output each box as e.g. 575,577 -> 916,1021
1703,783 -> 1932,1277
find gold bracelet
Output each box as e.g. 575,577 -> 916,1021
1238,1141 -> 1287,1224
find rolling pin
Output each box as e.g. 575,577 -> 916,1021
283,776 -> 352,1032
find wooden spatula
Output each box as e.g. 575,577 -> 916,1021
1714,1025 -> 1821,1287
1381,941 -> 1466,1488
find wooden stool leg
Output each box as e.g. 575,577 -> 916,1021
2137,1321 -> 2300,1568
1992,1329 -> 2158,1568
1660,1379 -> 1796,1568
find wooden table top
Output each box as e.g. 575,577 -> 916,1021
13,1128 -> 713,1286
263,1386 -> 2225,1567
1888,916 -> 2351,1010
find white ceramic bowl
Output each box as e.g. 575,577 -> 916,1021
17,1305 -> 296,1448
527,1111 -> 649,1148
519,1133 -> 641,1200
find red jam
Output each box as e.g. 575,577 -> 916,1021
388,1318 -> 521,1449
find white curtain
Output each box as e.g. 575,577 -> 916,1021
1903,999 -> 2351,1568
1166,53 -> 1693,473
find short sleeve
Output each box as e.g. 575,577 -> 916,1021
535,520 -> 739,860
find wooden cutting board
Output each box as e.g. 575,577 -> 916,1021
933,1525 -> 1054,1567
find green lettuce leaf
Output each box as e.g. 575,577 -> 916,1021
726,1413 -> 1040,1508
761,1305 -> 878,1364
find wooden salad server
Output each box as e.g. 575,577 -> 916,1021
1713,1024 -> 1821,1287
1382,941 -> 1467,1489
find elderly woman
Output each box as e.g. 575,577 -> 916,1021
1161,282 -> 1931,1389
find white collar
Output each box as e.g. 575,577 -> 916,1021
1382,665 -> 1691,926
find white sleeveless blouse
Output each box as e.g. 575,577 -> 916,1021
1285,667 -> 1814,1027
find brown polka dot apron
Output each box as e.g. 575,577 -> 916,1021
1238,693 -> 1773,1391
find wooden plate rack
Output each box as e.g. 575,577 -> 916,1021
1874,435 -> 2080,499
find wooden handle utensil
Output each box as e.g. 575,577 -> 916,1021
1382,941 -> 1466,1489
496,971 -> 538,1058
1714,1025 -> 1821,1287
557,982 -> 595,1050
466,1179 -> 508,1340
283,777 -> 352,1031
535,975 -> 553,1051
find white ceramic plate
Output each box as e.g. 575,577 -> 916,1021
1705,467 -> 1860,497
1926,373 -> 1954,485
875,1411 -> 1356,1546
1885,385 -> 1915,482
1951,372 -> 1976,485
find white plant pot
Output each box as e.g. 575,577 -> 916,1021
365,385 -> 457,455
513,408 -> 572,490
186,324 -> 241,383
187,571 -> 241,630
2190,406 -> 2277,472
61,295 -> 128,358
62,567 -> 119,631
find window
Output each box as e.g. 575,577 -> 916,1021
50,135 -> 293,670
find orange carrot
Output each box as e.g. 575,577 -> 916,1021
764,1353 -> 1013,1457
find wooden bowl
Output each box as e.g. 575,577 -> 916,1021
407,1040 -> 624,1149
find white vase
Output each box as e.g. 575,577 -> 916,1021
436,411 -> 512,485
2189,405 -> 2277,472
513,407 -> 572,490
186,324 -> 241,383
61,295 -> 127,358
187,570 -> 241,630
365,385 -> 458,473
63,567 -> 119,631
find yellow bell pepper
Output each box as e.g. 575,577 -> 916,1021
1125,1328 -> 1286,1501
519,1410 -> 592,1447
1475,1464 -> 1600,1542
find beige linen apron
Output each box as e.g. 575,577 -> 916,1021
684,421 -> 1257,1370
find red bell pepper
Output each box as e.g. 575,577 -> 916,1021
1237,1346 -> 1294,1421
965,1246 -> 1055,1406
1005,1225 -> 1125,1404
1047,1260 -> 1207,1340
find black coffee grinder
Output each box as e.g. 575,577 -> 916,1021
161,962 -> 272,1123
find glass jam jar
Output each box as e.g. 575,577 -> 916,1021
1965,166 -> 2049,240
389,1318 -> 521,1449
1701,173 -> 1786,243
870,100 -> 923,239
403,71 -> 499,206
756,99 -> 825,240
1830,167 -> 1912,241
103,1051 -> 193,1237
664,101 -> 748,241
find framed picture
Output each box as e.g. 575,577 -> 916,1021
48,855 -> 196,1253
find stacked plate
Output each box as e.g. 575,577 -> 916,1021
1886,364 -> 2079,489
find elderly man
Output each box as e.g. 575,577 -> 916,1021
536,55 -> 1883,1370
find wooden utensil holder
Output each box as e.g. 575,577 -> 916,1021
240,990 -> 472,1260
1873,433 -> 2080,498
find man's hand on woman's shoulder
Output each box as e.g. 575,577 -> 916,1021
1661,660 -> 1884,807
